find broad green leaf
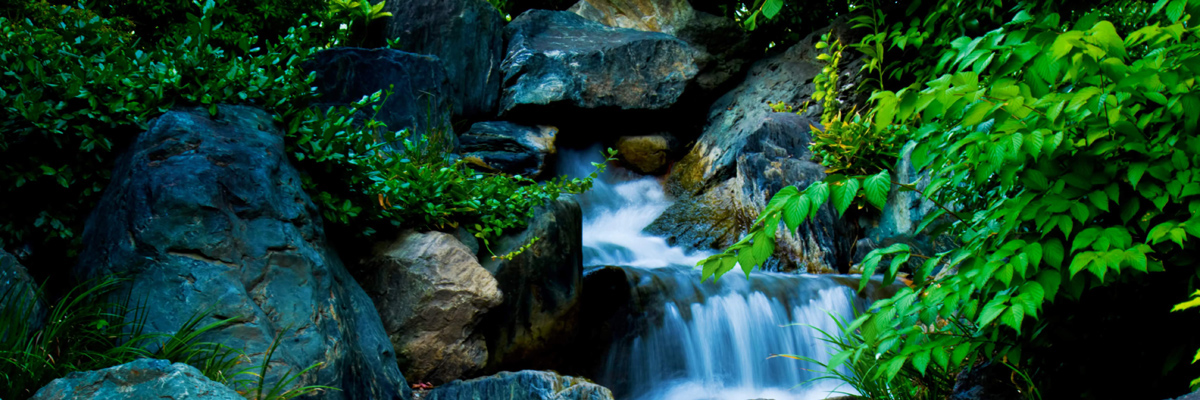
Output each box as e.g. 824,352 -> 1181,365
783,195 -> 811,232
761,0 -> 783,19
831,178 -> 860,217
864,170 -> 891,210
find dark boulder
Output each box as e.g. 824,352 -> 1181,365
304,48 -> 456,152
74,105 -> 409,400
647,113 -> 853,273
357,230 -> 503,385
568,0 -> 750,91
426,370 -> 614,400
381,0 -> 505,118
501,10 -> 697,117
0,249 -> 45,336
948,361 -> 1024,400
478,197 -> 583,372
29,359 -> 243,400
459,121 -> 558,178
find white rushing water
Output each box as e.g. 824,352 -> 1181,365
561,148 -> 866,400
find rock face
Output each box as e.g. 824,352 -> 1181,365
381,0 -> 505,118
501,10 -> 697,116
948,361 -> 1024,400
478,198 -> 583,372
568,0 -> 750,90
614,134 -> 676,174
647,25 -> 865,273
459,121 -> 558,178
0,249 -> 45,333
648,113 -> 853,272
74,105 -> 409,400
426,370 -> 614,400
357,230 -> 503,385
305,48 -> 456,152
29,359 -> 243,400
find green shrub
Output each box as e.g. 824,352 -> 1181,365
707,0 -> 1200,397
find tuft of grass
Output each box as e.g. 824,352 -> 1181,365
770,311 -> 957,400
228,326 -> 339,400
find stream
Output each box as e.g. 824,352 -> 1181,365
563,148 -> 872,400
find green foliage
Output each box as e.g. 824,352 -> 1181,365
297,98 -> 617,245
772,312 -> 958,400
706,0 -> 1200,396
92,0 -> 330,50
228,326 -> 338,400
0,0 -> 338,253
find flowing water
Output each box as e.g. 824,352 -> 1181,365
562,148 -> 872,400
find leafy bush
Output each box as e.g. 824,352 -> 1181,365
706,0 -> 1200,397
91,0 -> 331,50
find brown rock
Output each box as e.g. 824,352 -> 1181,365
359,231 -> 503,384
615,134 -> 674,174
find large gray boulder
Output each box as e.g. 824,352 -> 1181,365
568,0 -> 750,90
304,48 -> 456,152
381,0 -> 505,118
426,370 -> 614,400
0,249 -> 44,335
459,121 -> 558,178
501,10 -> 697,116
357,230 -> 502,385
479,198 -> 583,372
74,105 -> 409,400
29,359 -> 243,400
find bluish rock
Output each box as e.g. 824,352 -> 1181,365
29,359 -> 242,400
0,249 -> 44,337
305,48 -> 457,152
427,370 -> 614,400
459,121 -> 557,178
501,10 -> 697,116
381,0 -> 505,118
74,105 -> 409,400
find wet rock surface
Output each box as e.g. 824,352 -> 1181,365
73,105 -> 409,400
459,121 -> 558,178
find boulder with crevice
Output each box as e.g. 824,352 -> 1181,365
357,230 -> 503,385
29,359 -> 243,400
478,197 -> 584,372
501,10 -> 697,116
380,0 -> 505,118
73,105 -> 409,400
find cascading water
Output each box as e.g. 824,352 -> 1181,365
561,148 -> 873,400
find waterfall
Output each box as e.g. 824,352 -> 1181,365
561,148 -> 873,400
